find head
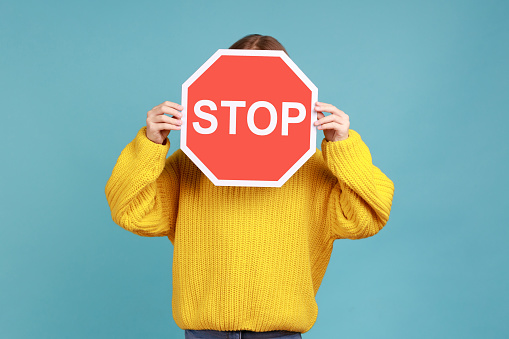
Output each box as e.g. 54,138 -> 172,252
229,34 -> 288,55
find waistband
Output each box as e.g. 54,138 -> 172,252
184,329 -> 302,339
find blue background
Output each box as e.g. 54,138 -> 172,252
1,0 -> 508,338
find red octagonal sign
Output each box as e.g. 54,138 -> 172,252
181,49 -> 318,187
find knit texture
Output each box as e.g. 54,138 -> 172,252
105,126 -> 395,333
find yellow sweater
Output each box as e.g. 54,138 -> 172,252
105,126 -> 394,333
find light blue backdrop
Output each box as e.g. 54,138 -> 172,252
1,0 -> 508,338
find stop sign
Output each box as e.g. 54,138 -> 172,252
181,49 -> 318,187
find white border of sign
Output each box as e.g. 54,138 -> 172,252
181,49 -> 318,187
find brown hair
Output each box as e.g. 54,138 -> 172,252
229,34 -> 288,55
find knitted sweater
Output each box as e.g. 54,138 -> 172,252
105,126 -> 395,333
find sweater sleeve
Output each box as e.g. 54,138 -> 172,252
104,126 -> 180,242
321,129 -> 395,240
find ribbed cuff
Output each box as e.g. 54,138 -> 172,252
133,126 -> 171,173
321,129 -> 364,162
320,129 -> 376,187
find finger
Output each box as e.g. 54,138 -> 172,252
316,105 -> 349,120
151,106 -> 183,118
152,122 -> 182,131
152,114 -> 183,125
160,105 -> 183,118
147,113 -> 182,126
317,121 -> 342,131
314,114 -> 345,126
316,112 -> 325,120
315,103 -> 341,115
161,101 -> 184,111
315,102 -> 344,116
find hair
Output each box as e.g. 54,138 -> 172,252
229,34 -> 288,55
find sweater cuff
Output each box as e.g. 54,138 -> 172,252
320,129 -> 375,187
321,129 -> 363,162
133,126 -> 171,165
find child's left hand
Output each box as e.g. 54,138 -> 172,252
314,102 -> 350,142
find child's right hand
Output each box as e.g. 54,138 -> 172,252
146,101 -> 184,144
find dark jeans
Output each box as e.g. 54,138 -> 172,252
184,329 -> 302,339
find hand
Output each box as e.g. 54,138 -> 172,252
314,102 -> 350,142
146,101 -> 184,144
